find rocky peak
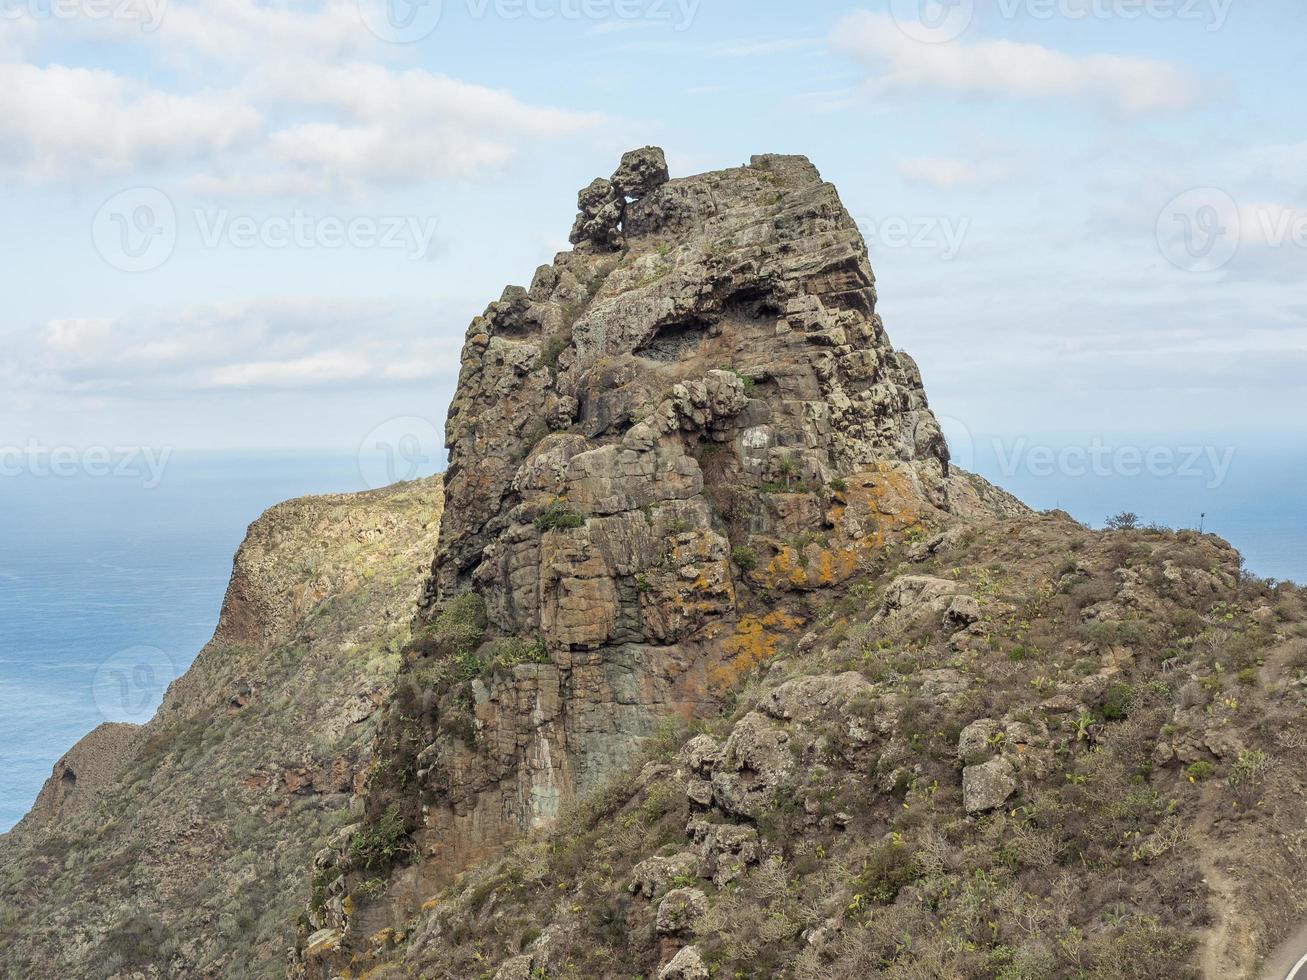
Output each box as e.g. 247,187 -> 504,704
432,147 -> 982,624
390,149 -> 1021,899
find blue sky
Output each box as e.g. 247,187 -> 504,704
2,0 -> 1305,457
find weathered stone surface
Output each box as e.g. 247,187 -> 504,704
655,887 -> 708,935
688,818 -> 761,887
963,756 -> 1018,813
570,177 -> 624,250
612,145 -> 670,200
304,148 -> 1026,964
630,852 -> 699,899
659,944 -> 710,980
958,718 -> 1000,766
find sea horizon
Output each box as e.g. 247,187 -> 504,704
1,436 -> 1302,832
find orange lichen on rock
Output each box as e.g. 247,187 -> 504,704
711,610 -> 804,688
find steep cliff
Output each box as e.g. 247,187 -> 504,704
291,150 -> 1307,980
0,478 -> 443,978
294,149 -> 1028,970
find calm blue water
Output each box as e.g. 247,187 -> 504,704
0,442 -> 1301,832
0,451 -> 439,833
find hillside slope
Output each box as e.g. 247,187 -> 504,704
358,512 -> 1307,979
0,477 -> 444,978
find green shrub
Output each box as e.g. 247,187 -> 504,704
1102,682 -> 1135,721
413,592 -> 487,659
851,839 -> 919,906
731,546 -> 758,572
535,501 -> 585,532
349,804 -> 409,873
1185,761 -> 1213,781
484,636 -> 551,670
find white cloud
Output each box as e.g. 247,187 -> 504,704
0,56 -> 603,189
159,0 -> 374,62
899,156 -> 1012,190
832,11 -> 1201,115
0,63 -> 260,181
252,61 -> 604,186
21,300 -> 460,394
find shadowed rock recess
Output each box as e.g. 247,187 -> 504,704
5,151 -> 1307,980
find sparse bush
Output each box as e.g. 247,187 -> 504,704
535,500 -> 586,532
349,804 -> 409,873
850,839 -> 919,906
483,636 -> 550,671
413,592 -> 487,659
1101,682 -> 1134,721
732,546 -> 758,572
1106,512 -> 1141,531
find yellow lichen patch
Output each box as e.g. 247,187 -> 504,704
711,611 -> 804,688
761,542 -> 862,592
421,896 -> 440,913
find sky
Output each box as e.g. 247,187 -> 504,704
2,0 -> 1305,465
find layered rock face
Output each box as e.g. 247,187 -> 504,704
398,149 -> 1022,892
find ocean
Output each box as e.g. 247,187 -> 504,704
0,442 -> 1302,832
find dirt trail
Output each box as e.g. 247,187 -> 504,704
1199,639 -> 1307,978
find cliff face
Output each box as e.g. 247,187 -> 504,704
294,149 -> 1025,971
427,146 -> 1019,842
0,478 -> 443,979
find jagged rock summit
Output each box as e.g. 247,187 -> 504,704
425,145 -> 1020,840
294,148 -> 1026,966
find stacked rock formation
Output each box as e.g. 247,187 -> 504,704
391,147 -> 1021,896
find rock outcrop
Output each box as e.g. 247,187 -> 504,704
292,148 -> 1026,974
